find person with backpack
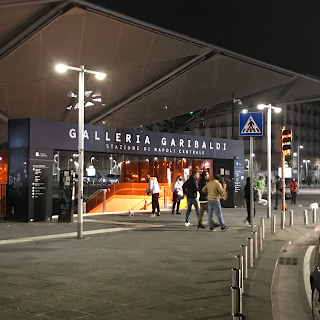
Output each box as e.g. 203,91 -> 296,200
289,178 -> 298,204
183,171 -> 200,226
172,175 -> 183,214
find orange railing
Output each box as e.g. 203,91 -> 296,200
85,182 -> 172,213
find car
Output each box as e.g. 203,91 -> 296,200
310,234 -> 320,319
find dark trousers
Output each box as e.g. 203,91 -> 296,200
291,191 -> 297,204
152,193 -> 160,214
246,198 -> 256,223
172,200 -> 180,213
275,193 -> 282,208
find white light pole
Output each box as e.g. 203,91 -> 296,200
55,64 -> 106,239
257,104 -> 281,219
303,159 -> 310,182
293,145 -> 303,189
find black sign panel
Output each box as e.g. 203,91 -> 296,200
26,118 -> 244,160
58,170 -> 73,222
6,148 -> 29,221
28,148 -> 53,221
234,159 -> 245,207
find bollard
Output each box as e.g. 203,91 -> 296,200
83,202 -> 86,215
261,218 -> 265,239
313,208 -> 317,223
163,188 -> 167,208
232,313 -> 246,320
247,237 -> 253,268
144,199 -> 147,210
252,231 -> 258,258
241,245 -> 248,279
103,189 -> 107,213
231,286 -> 242,315
281,211 -> 285,229
289,209 -> 293,226
304,209 -> 308,225
235,255 -> 244,293
231,268 -> 241,288
257,226 -> 263,251
271,214 -> 276,234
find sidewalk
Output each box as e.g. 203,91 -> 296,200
0,200 -> 317,320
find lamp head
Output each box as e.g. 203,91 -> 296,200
274,107 -> 281,113
55,64 -> 68,73
95,72 -> 106,80
257,104 -> 265,110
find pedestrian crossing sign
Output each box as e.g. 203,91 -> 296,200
239,112 -> 263,136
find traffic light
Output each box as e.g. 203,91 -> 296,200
280,129 -> 292,155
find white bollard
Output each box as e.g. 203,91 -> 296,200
240,245 -> 248,279
304,209 -> 308,225
231,286 -> 242,315
261,218 -> 265,239
235,255 -> 244,293
252,231 -> 258,258
289,209 -> 293,226
271,214 -> 276,234
281,211 -> 285,229
258,226 -> 263,251
247,237 -> 253,268
313,208 -> 317,223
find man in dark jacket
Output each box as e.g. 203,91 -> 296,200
183,171 -> 200,226
244,177 -> 256,226
274,175 -> 282,210
198,171 -> 219,229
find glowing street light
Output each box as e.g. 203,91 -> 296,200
55,64 -> 106,239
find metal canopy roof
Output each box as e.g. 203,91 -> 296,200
1,0 -> 320,144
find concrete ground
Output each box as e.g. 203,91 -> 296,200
0,192 -> 318,320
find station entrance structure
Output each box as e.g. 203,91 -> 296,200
6,118 -> 244,222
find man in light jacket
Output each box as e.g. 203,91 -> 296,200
146,175 -> 161,217
202,175 -> 229,231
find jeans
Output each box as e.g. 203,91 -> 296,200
185,198 -> 199,223
198,202 -> 208,223
152,193 -> 160,214
208,200 -> 225,229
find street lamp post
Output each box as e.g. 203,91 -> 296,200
303,159 -> 310,182
55,64 -> 106,239
293,145 -> 303,189
257,104 -> 281,219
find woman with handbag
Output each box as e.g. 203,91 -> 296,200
172,175 -> 183,214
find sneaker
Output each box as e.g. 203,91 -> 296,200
156,213 -> 161,216
185,222 -> 191,227
209,228 -> 217,232
221,226 -> 230,231
273,207 -> 277,210
245,220 -> 250,227
150,214 -> 156,217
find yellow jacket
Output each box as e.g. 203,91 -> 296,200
202,179 -> 226,201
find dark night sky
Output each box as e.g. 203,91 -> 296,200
93,1 -> 320,78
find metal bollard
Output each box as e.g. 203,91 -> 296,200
304,209 -> 308,225
261,218 -> 265,239
313,208 -> 317,223
252,231 -> 258,258
257,226 -> 263,251
231,268 -> 241,287
289,209 -> 293,226
83,202 -> 86,215
247,237 -> 253,267
144,199 -> 147,210
235,255 -> 244,293
103,189 -> 107,213
271,214 -> 276,234
231,286 -> 242,315
232,313 -> 246,320
281,211 -> 285,229
163,188 -> 167,208
240,245 -> 248,279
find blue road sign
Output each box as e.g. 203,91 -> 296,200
239,112 -> 263,136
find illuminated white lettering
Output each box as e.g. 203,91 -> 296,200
105,132 -> 110,141
223,143 -> 227,150
84,130 -> 89,139
69,128 -> 76,139
188,140 -> 191,148
216,142 -> 220,150
126,134 -> 131,143
136,135 -> 140,143
116,133 -> 121,142
180,139 -> 184,147
95,131 -> 100,140
171,138 -> 176,146
202,141 -> 206,149
145,136 -> 150,144
195,140 -> 199,148
161,137 -> 167,145
209,142 -> 214,149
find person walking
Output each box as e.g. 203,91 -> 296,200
198,171 -> 219,229
146,175 -> 161,217
172,175 -> 183,214
183,171 -> 200,226
273,175 -> 282,210
289,177 -> 298,204
202,175 -> 229,231
244,177 -> 256,226
255,175 -> 265,203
